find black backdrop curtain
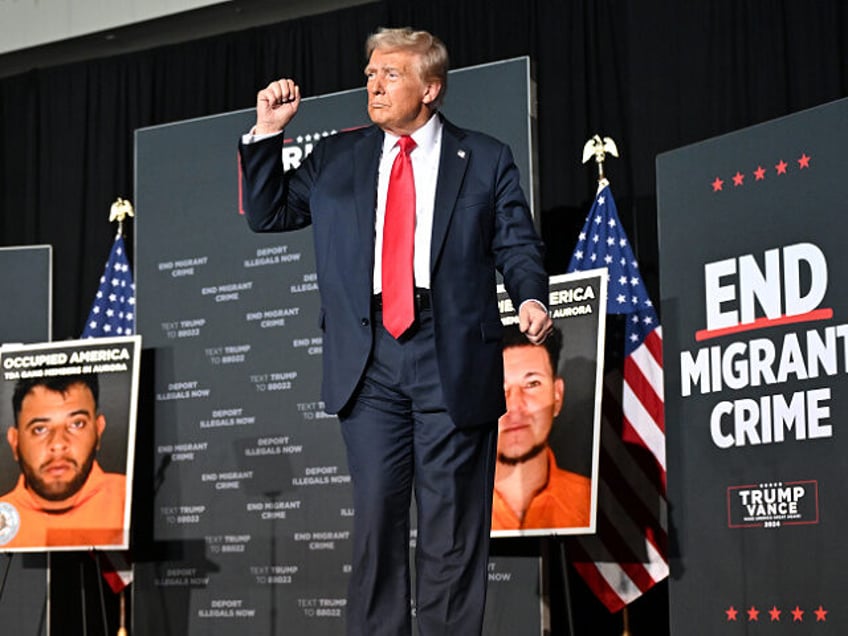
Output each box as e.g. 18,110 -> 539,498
1,0 -> 845,341
0,0 -> 846,632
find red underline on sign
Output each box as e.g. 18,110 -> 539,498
695,308 -> 834,341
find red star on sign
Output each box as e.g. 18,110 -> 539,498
712,177 -> 724,192
747,606 -> 760,621
754,166 -> 766,180
792,606 -> 804,622
769,606 -> 781,621
725,606 -> 738,621
776,159 -> 788,174
814,605 -> 828,622
733,171 -> 745,186
798,153 -> 811,168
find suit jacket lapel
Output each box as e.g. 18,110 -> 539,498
431,118 -> 469,271
353,126 -> 383,276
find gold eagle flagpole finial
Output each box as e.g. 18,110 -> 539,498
582,134 -> 620,186
109,197 -> 135,237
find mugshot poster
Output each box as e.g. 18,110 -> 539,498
0,335 -> 141,551
657,97 -> 848,633
134,58 -> 546,635
493,270 -> 606,537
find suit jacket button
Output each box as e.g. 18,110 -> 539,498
361,318 -> 370,327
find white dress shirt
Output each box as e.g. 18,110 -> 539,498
373,113 -> 441,293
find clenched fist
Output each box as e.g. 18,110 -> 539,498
255,78 -> 301,134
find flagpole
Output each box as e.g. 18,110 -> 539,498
581,135 -> 636,632
557,540 -> 576,635
585,134 -> 637,636
113,196 -> 134,636
622,606 -> 631,636
117,589 -> 127,636
100,197 -> 136,636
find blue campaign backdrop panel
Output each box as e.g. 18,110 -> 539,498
658,98 -> 848,634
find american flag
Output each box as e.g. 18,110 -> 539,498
82,234 -> 135,338
82,232 -> 135,592
566,182 -> 668,611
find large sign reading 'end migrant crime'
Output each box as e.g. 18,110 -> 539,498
658,97 -> 848,634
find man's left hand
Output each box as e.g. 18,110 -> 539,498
518,300 -> 553,344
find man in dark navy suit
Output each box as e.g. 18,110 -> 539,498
239,27 -> 552,636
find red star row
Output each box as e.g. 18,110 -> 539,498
711,153 -> 811,192
725,604 -> 828,622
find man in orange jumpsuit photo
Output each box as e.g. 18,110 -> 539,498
0,375 -> 126,549
492,325 -> 591,531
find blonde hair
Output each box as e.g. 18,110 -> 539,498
365,27 -> 448,106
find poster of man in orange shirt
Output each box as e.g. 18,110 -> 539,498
492,272 -> 605,536
0,336 -> 140,551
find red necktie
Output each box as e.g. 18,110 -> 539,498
382,135 -> 417,338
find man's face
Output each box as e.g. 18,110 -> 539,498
365,48 -> 441,135
6,383 -> 105,506
497,345 -> 564,464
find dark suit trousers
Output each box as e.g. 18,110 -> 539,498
339,306 -> 497,636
